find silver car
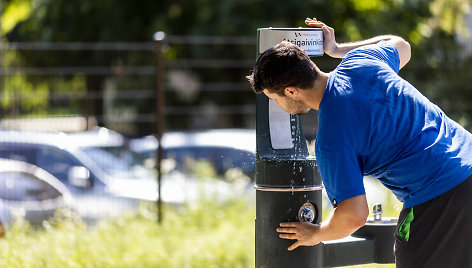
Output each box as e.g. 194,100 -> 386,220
0,130 -> 158,223
0,158 -> 72,226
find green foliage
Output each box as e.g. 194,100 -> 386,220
1,0 -> 32,35
430,0 -> 471,36
0,198 -> 256,268
6,0 -> 468,46
1,74 -> 48,113
1,72 -> 87,117
180,158 -> 218,179
3,0 -> 472,130
1,46 -> 88,117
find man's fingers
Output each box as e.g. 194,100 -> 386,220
306,21 -> 324,27
276,227 -> 297,233
279,233 -> 297,239
288,241 -> 301,251
279,222 -> 300,227
305,17 -> 324,28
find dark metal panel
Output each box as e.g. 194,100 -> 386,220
352,221 -> 396,263
323,237 -> 375,267
256,189 -> 323,268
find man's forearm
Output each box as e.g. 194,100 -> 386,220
305,19 -> 411,68
331,35 -> 398,58
332,35 -> 411,69
316,194 -> 369,241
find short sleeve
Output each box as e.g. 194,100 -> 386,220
315,142 -> 365,208
343,40 -> 400,73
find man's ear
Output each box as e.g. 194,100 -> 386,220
284,86 -> 299,98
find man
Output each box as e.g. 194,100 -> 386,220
246,18 -> 472,267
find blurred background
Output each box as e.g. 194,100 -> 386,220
0,0 -> 471,267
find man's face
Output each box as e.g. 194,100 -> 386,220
263,89 -> 311,115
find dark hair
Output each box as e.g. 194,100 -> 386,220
246,41 -> 318,96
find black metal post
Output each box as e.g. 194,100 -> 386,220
154,31 -> 166,223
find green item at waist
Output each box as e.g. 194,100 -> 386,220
399,207 -> 414,241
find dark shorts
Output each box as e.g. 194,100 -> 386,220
394,175 -> 472,268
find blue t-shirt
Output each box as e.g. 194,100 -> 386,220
315,41 -> 472,208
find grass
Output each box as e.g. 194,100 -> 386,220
0,180 -> 400,268
0,197 -> 256,268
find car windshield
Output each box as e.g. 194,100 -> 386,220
81,146 -> 155,180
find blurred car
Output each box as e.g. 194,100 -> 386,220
66,127 -> 152,181
129,129 -> 257,180
66,127 -> 246,203
0,158 -> 72,226
0,129 -> 159,223
0,129 -> 248,222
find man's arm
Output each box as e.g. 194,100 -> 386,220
305,18 -> 411,69
277,194 -> 369,250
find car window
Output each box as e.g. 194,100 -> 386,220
36,147 -> 79,182
0,171 -> 62,201
98,146 -> 150,169
217,148 -> 256,177
0,144 -> 38,164
0,144 -> 82,183
81,147 -> 154,180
